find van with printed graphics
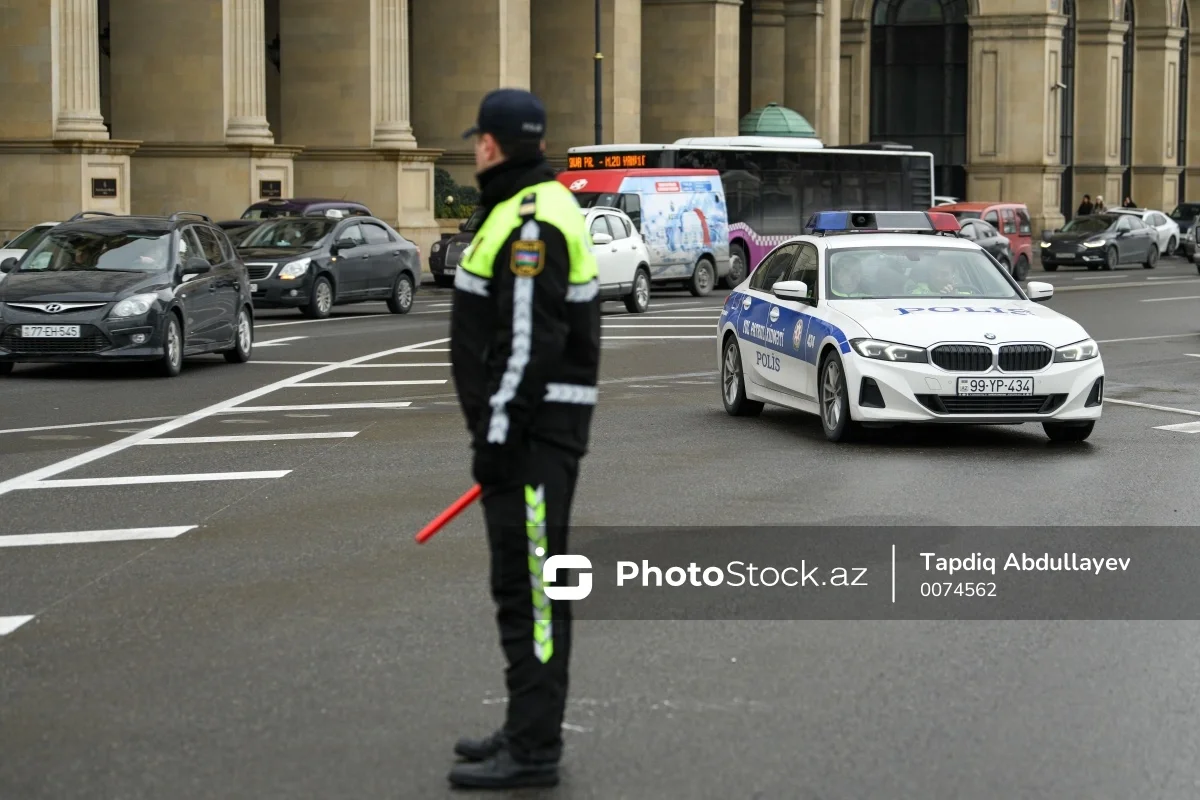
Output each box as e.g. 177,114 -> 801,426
556,168 -> 730,296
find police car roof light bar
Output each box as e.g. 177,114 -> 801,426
926,211 -> 961,233
807,210 -> 959,237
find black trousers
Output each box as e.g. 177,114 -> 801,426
480,440 -> 579,764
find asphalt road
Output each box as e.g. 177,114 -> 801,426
2,256 -> 1199,799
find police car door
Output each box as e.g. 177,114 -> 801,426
771,242 -> 820,400
738,243 -> 799,395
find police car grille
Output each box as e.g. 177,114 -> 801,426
444,241 -> 468,267
930,344 -> 993,371
998,344 -> 1052,372
245,263 -> 276,281
917,394 -> 1067,414
1,325 -> 109,354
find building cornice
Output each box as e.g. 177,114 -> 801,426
294,146 -> 444,164
0,139 -> 141,156
131,142 -> 306,159
967,14 -> 1068,40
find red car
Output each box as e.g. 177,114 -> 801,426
932,202 -> 1034,280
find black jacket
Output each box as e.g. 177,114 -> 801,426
450,157 -> 601,464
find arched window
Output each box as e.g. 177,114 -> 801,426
1120,0 -> 1134,201
1060,0 -> 1076,221
870,0 -> 970,200
1179,1 -> 1190,204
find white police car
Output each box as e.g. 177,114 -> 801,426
718,210 -> 1104,442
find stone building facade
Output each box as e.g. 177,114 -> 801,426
0,0 -> 1194,247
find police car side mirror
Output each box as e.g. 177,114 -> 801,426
772,280 -> 809,301
1026,281 -> 1054,303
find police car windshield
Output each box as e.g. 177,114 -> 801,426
826,246 -> 1019,300
240,218 -> 336,249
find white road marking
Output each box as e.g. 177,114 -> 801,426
256,315 -> 384,329
1067,275 -> 1131,281
291,379 -> 447,387
1140,295 -> 1200,302
640,302 -> 717,313
602,335 -> 717,340
1107,398 -> 1200,417
135,432 -> 359,445
0,416 -> 175,436
0,616 -> 34,636
0,526 -> 195,547
605,315 -> 721,320
0,336 -> 449,498
404,347 -> 450,352
1146,275 -> 1194,280
1156,421 -> 1200,432
1096,333 -> 1198,344
30,471 -> 291,489
602,324 -> 714,328
1053,279 -> 1200,291
255,336 -> 308,347
1186,354 -> 1200,358
216,402 -> 413,412
344,362 -> 452,368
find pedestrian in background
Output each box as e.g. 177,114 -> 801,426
1123,196 -> 1137,208
1094,195 -> 1107,212
1077,194 -> 1094,216
446,88 -> 601,791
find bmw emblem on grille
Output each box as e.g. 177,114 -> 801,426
44,303 -> 64,313
984,333 -> 996,340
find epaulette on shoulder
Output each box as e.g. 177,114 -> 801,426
518,192 -> 537,218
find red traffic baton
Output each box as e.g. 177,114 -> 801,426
415,484 -> 482,543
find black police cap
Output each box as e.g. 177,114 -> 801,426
462,88 -> 547,141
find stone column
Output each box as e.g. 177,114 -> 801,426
225,0 -> 274,144
1072,19 -> 1129,205
1187,36 -> 1200,194
840,17 -> 869,146
821,0 -> 841,145
964,13 -> 1068,234
56,0 -> 110,139
641,0 -> 741,142
1130,26 -> 1185,210
784,0 -> 824,136
374,0 -> 418,148
751,0 -> 786,108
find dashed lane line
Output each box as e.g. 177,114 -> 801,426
0,336 -> 449,497
136,432 -> 359,445
1156,421 -> 1200,433
292,379 -> 447,387
0,616 -> 35,636
255,336 -> 308,347
1140,295 -> 1200,303
1053,278 -> 1200,292
1096,333 -> 1198,344
214,402 -> 413,413
1105,399 -> 1200,417
31,471 -> 291,489
0,416 -> 176,436
0,527 -> 195,547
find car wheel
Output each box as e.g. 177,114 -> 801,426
818,351 -> 861,443
624,268 -> 651,313
1043,420 -> 1095,442
720,336 -> 764,417
0,362 -> 12,376
688,258 -> 715,297
1015,254 -> 1030,281
223,306 -> 253,363
434,274 -> 454,289
387,273 -> 414,314
1104,246 -> 1118,271
998,256 -> 1012,275
722,242 -> 748,289
303,275 -> 333,319
157,315 -> 183,377
1167,236 -> 1177,257
1143,245 -> 1158,269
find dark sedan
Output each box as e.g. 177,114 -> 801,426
956,218 -> 1015,275
1039,213 -> 1159,271
237,214 -> 420,318
0,213 -> 254,377
429,207 -> 483,288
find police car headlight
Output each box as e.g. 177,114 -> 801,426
851,338 -> 928,363
1054,338 -> 1099,362
278,257 -> 311,280
1082,239 -> 1106,248
109,293 -> 156,318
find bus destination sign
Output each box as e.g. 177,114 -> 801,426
567,151 -> 655,170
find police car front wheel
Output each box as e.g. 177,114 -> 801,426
721,337 -> 763,417
818,352 -> 862,442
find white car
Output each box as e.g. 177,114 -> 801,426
718,210 -> 1104,443
584,206 -> 652,313
1111,207 -> 1181,256
0,222 -> 59,265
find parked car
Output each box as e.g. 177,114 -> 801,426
583,206 -> 652,313
236,213 -> 420,318
0,221 -> 59,266
429,207 -> 483,289
933,201 -> 1034,280
932,195 -> 959,206
0,211 -> 254,377
1171,202 -> 1200,258
955,218 -> 1013,272
1039,213 -> 1159,271
1110,207 -> 1180,255
217,198 -> 373,239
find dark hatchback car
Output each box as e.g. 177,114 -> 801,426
237,214 -> 421,318
428,207 -> 483,288
955,218 -> 1013,273
1039,213 -> 1159,271
1171,202 -> 1200,260
0,212 -> 253,377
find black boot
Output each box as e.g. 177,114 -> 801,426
447,748 -> 559,790
453,729 -> 506,762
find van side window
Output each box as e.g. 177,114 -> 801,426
620,194 -> 641,231
1016,208 -> 1032,235
1001,209 -> 1017,234
983,209 -> 1000,228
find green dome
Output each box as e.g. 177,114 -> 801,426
739,103 -> 817,138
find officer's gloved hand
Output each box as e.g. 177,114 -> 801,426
471,442 -> 523,487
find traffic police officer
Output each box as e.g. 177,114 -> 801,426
447,88 -> 600,790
